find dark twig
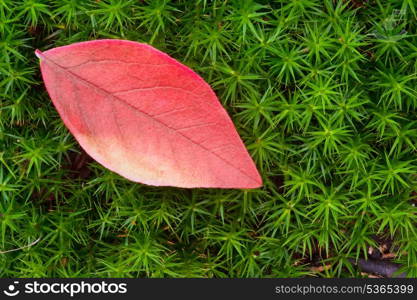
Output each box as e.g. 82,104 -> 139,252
350,258 -> 407,278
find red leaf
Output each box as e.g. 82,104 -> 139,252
36,40 -> 262,188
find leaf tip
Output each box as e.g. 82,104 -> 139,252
243,174 -> 263,189
35,49 -> 44,60
252,178 -> 263,189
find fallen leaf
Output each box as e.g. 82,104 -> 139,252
310,264 -> 332,273
381,253 -> 397,259
361,272 -> 382,278
36,40 -> 262,188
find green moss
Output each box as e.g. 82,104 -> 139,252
2,0 -> 417,277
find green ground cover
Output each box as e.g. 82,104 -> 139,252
2,0 -> 417,277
